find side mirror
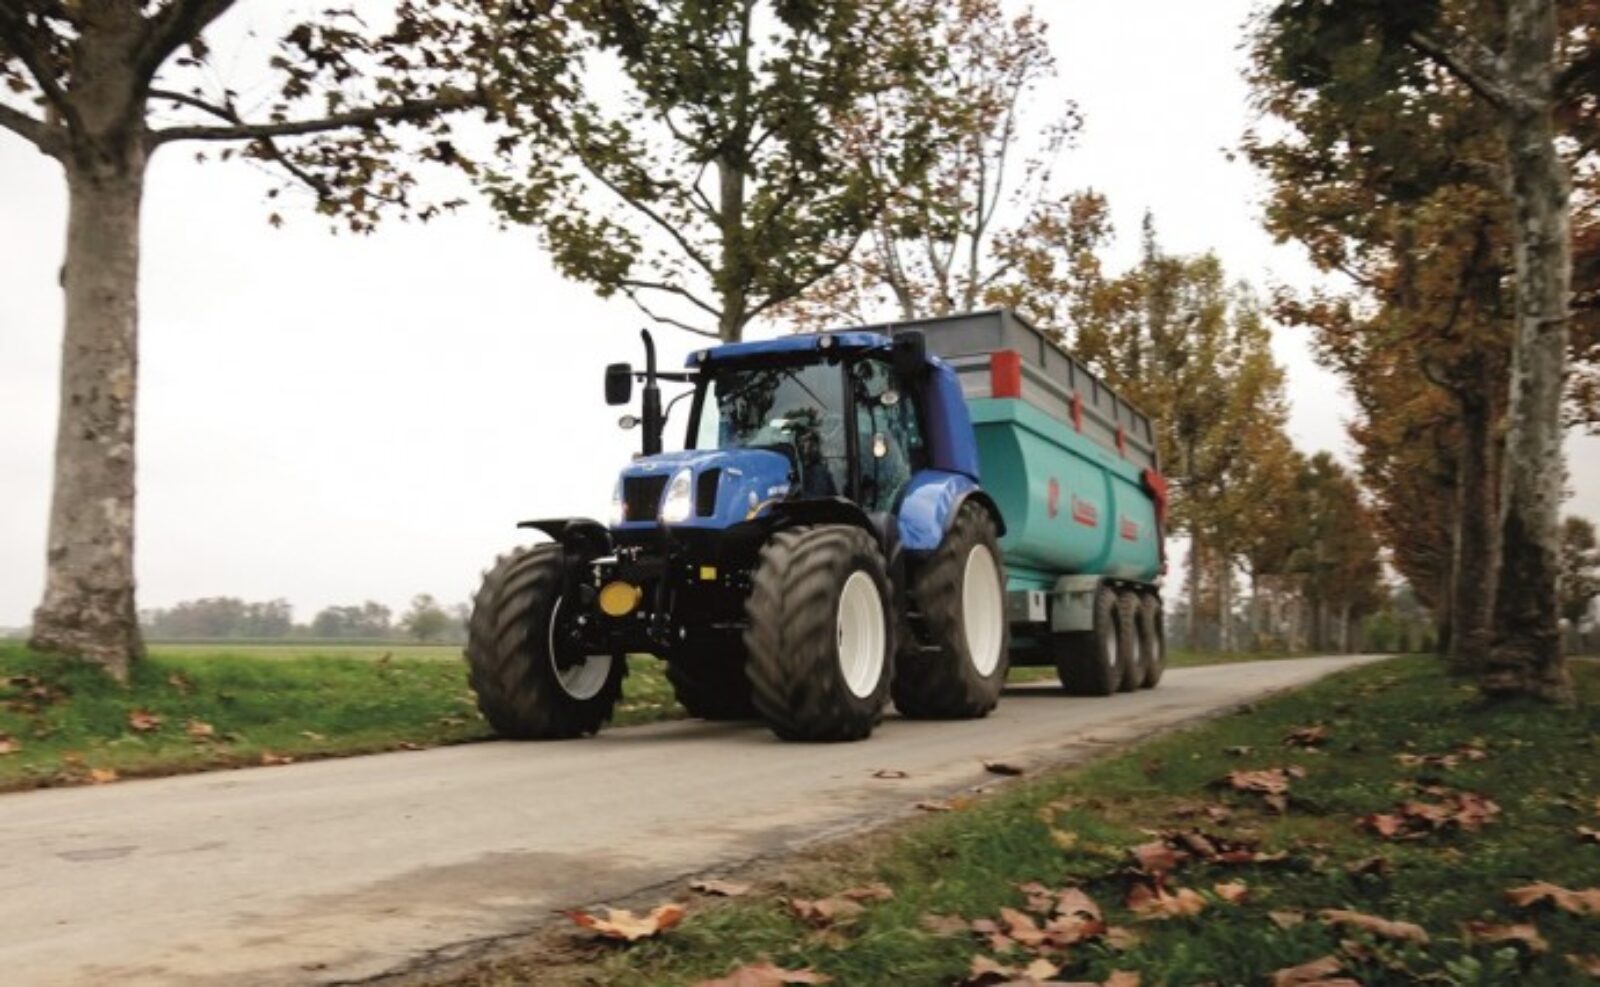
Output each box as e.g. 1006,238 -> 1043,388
891,331 -> 927,381
605,363 -> 634,406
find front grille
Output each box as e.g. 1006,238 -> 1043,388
695,469 -> 721,518
622,474 -> 668,522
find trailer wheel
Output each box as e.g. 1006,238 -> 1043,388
744,525 -> 894,742
1117,590 -> 1145,692
666,646 -> 756,720
465,545 -> 623,739
1138,594 -> 1166,689
1053,585 -> 1122,696
893,503 -> 1010,718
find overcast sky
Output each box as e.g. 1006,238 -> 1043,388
2,0 -> 1597,627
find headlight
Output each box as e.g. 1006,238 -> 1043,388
659,468 -> 694,523
608,479 -> 625,527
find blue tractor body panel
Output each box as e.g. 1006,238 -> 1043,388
613,448 -> 791,532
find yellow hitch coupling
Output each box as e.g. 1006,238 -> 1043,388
598,580 -> 643,618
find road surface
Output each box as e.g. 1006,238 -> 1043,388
0,655 -> 1380,985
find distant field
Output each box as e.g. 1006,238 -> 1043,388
147,642 -> 464,662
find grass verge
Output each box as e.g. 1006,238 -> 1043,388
458,657 -> 1600,986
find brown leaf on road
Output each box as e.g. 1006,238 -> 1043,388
1213,881 -> 1248,904
915,798 -> 956,812
1270,955 -> 1357,987
1318,908 -> 1430,944
1127,883 -> 1205,920
568,903 -> 686,942
1285,725 -> 1330,748
127,710 -> 162,733
694,961 -> 832,986
787,896 -> 864,927
1506,882 -> 1600,916
689,878 -> 751,897
837,882 -> 894,903
983,759 -> 1025,776
1462,920 -> 1548,953
872,768 -> 908,780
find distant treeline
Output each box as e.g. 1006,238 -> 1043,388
137,595 -> 468,643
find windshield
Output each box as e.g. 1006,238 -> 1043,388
692,361 -> 850,498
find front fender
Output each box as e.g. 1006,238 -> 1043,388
896,471 -> 1006,552
516,518 -> 612,559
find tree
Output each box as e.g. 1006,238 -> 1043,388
779,0 -> 1108,335
400,594 -> 451,643
1562,516 -> 1600,627
1,2 -> 548,678
481,0 -> 937,342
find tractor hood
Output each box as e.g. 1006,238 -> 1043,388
613,448 -> 793,530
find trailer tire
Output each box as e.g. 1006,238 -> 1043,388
465,545 -> 623,739
666,647 -> 756,721
744,525 -> 893,742
1053,585 -> 1121,696
1138,594 -> 1165,689
1117,590 -> 1145,692
893,503 -> 1010,718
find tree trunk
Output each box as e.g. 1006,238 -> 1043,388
28,150 -> 148,680
1483,0 -> 1574,703
717,158 -> 749,342
1448,393 -> 1497,672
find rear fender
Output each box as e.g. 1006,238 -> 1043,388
896,471 -> 1007,552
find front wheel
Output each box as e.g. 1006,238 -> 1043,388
465,545 -> 623,738
744,526 -> 894,742
892,503 -> 1010,718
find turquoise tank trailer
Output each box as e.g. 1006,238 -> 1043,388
464,309 -> 1168,742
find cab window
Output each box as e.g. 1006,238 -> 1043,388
851,358 -> 924,512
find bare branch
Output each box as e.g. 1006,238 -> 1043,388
618,278 -> 722,318
0,99 -> 63,158
579,159 -> 718,277
135,0 -> 235,86
148,87 -> 233,121
147,92 -> 478,146
622,287 -> 719,339
1408,28 -> 1514,111
0,7 -> 77,128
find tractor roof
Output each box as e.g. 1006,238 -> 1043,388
686,331 -> 890,368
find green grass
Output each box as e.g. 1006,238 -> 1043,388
0,641 -> 1335,794
474,657 -> 1600,987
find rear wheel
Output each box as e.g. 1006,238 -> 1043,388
893,503 -> 1010,718
1052,585 -> 1121,696
666,644 -> 756,720
1138,594 -> 1166,689
465,545 -> 623,738
1117,590 -> 1145,692
744,525 -> 894,742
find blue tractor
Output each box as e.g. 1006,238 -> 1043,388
465,311 -> 1166,742
466,325 -> 1011,742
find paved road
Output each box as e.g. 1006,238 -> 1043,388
0,655 -> 1380,986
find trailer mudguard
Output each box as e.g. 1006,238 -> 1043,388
896,470 -> 1006,552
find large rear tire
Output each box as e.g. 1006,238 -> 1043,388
893,503 -> 1010,718
666,644 -> 756,721
1139,593 -> 1166,689
465,545 -> 623,739
1052,585 -> 1122,696
1117,590 -> 1145,692
744,525 -> 894,742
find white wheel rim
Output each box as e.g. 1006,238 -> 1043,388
548,597 -> 612,701
836,571 -> 887,699
962,545 -> 1004,676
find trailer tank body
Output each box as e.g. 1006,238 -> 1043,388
893,311 -> 1165,592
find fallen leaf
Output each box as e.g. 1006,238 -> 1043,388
184,719 -> 216,740
1213,881 -> 1248,904
85,767 -> 118,784
1318,908 -> 1430,944
690,879 -> 750,897
1270,955 -> 1356,987
1506,881 -> 1600,916
872,768 -> 908,780
694,961 -> 832,986
1285,725 -> 1330,748
259,751 -> 294,766
568,903 -> 686,942
0,733 -> 19,755
838,882 -> 894,903
1462,920 -> 1548,953
1126,883 -> 1205,920
167,672 -> 194,694
915,799 -> 955,812
1055,887 -> 1103,921
1103,925 -> 1142,950
1020,957 -> 1060,981
920,912 -> 970,937
1567,953 -> 1600,977
1131,840 -> 1187,877
1345,855 -> 1392,877
982,759 -> 1024,776
1050,828 -> 1080,850
127,710 -> 162,733
788,896 -> 864,927
1269,909 -> 1307,929
300,730 -> 326,741
1579,826 -> 1600,845
1103,973 -> 1142,987
968,917 -> 1013,952
998,906 -> 1047,947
